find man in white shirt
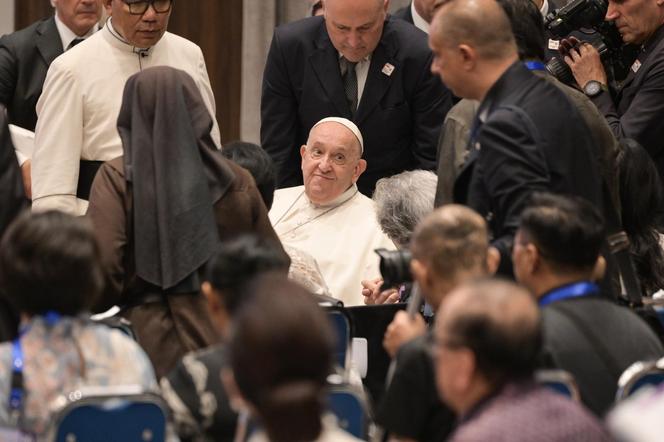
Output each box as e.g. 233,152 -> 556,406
32,0 -> 220,215
269,117 -> 395,305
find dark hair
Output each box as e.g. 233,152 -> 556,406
0,211 -> 104,316
446,278 -> 541,386
230,274 -> 334,442
221,141 -> 276,210
518,193 -> 605,273
495,0 -> 546,61
204,235 -> 289,314
617,139 -> 664,295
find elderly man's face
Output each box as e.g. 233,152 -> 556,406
324,0 -> 388,62
300,122 -> 367,205
105,0 -> 172,48
606,0 -> 664,44
53,0 -> 103,36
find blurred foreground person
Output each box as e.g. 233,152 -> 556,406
435,279 -> 609,441
226,274 -> 361,441
0,211 -> 157,438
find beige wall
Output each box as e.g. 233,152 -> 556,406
0,0 -> 14,35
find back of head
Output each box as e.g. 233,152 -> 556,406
0,211 -> 104,316
373,170 -> 437,248
616,139 -> 664,294
221,141 -> 276,210
519,193 -> 605,274
230,275 -> 334,441
205,235 -> 290,315
495,0 -> 546,61
441,278 -> 541,387
412,204 -> 489,280
431,0 -> 517,61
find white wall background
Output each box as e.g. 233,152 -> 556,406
0,0 -> 14,35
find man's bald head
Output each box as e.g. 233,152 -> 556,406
411,205 -> 490,282
431,0 -> 517,61
437,278 -> 541,385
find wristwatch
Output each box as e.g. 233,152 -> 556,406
583,80 -> 607,98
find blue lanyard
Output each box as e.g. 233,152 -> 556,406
538,281 -> 599,307
9,312 -> 61,415
524,61 -> 546,72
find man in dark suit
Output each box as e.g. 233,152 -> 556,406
0,0 -> 102,198
430,0 -> 602,274
261,0 -> 452,196
514,193 -> 663,416
563,0 -> 664,180
0,0 -> 102,131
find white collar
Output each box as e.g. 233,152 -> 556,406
54,13 -> 98,52
540,0 -> 549,19
307,183 -> 359,208
411,1 -> 430,34
104,18 -> 157,56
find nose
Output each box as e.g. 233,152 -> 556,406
606,1 -> 619,20
317,155 -> 333,172
142,3 -> 158,20
347,31 -> 361,49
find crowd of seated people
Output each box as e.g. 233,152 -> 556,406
2,0 -> 664,440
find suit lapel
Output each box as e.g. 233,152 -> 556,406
309,26 -> 351,117
355,26 -> 397,125
36,17 -> 64,67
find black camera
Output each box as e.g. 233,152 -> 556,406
375,248 -> 412,291
544,0 -> 638,84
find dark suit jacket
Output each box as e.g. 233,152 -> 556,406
591,25 -> 664,180
542,295 -> 663,416
392,4 -> 414,24
453,62 -> 602,274
260,16 -> 451,195
0,17 -> 62,131
0,105 -> 25,342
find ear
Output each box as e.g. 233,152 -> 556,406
486,246 -> 501,275
591,255 -> 606,281
202,282 -> 221,313
455,348 -> 477,392
300,144 -> 307,159
458,44 -> 476,70
353,158 -> 368,182
524,243 -> 541,275
411,258 -> 432,293
383,0 -> 390,13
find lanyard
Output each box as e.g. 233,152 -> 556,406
538,281 -> 599,307
524,61 -> 546,72
9,312 -> 61,417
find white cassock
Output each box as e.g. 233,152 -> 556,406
269,184 -> 396,305
32,19 -> 220,215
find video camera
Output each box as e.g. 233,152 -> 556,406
544,0 -> 638,84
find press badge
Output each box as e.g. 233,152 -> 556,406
548,39 -> 560,50
631,59 -> 642,73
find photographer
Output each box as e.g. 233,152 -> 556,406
563,0 -> 664,179
376,205 -> 499,442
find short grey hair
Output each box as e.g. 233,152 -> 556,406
373,170 -> 438,248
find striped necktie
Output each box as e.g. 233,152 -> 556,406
341,57 -> 358,117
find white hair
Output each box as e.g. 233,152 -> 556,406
373,170 -> 438,248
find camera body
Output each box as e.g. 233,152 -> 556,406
375,248 -> 412,292
544,0 -> 638,84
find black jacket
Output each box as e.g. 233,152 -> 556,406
454,62 -> 602,274
0,17 -> 62,131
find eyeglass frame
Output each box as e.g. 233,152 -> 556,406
123,0 -> 173,16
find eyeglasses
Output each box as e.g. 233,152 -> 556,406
124,0 -> 173,15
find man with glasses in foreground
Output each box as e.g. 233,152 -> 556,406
32,0 -> 221,215
434,278 -> 609,441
